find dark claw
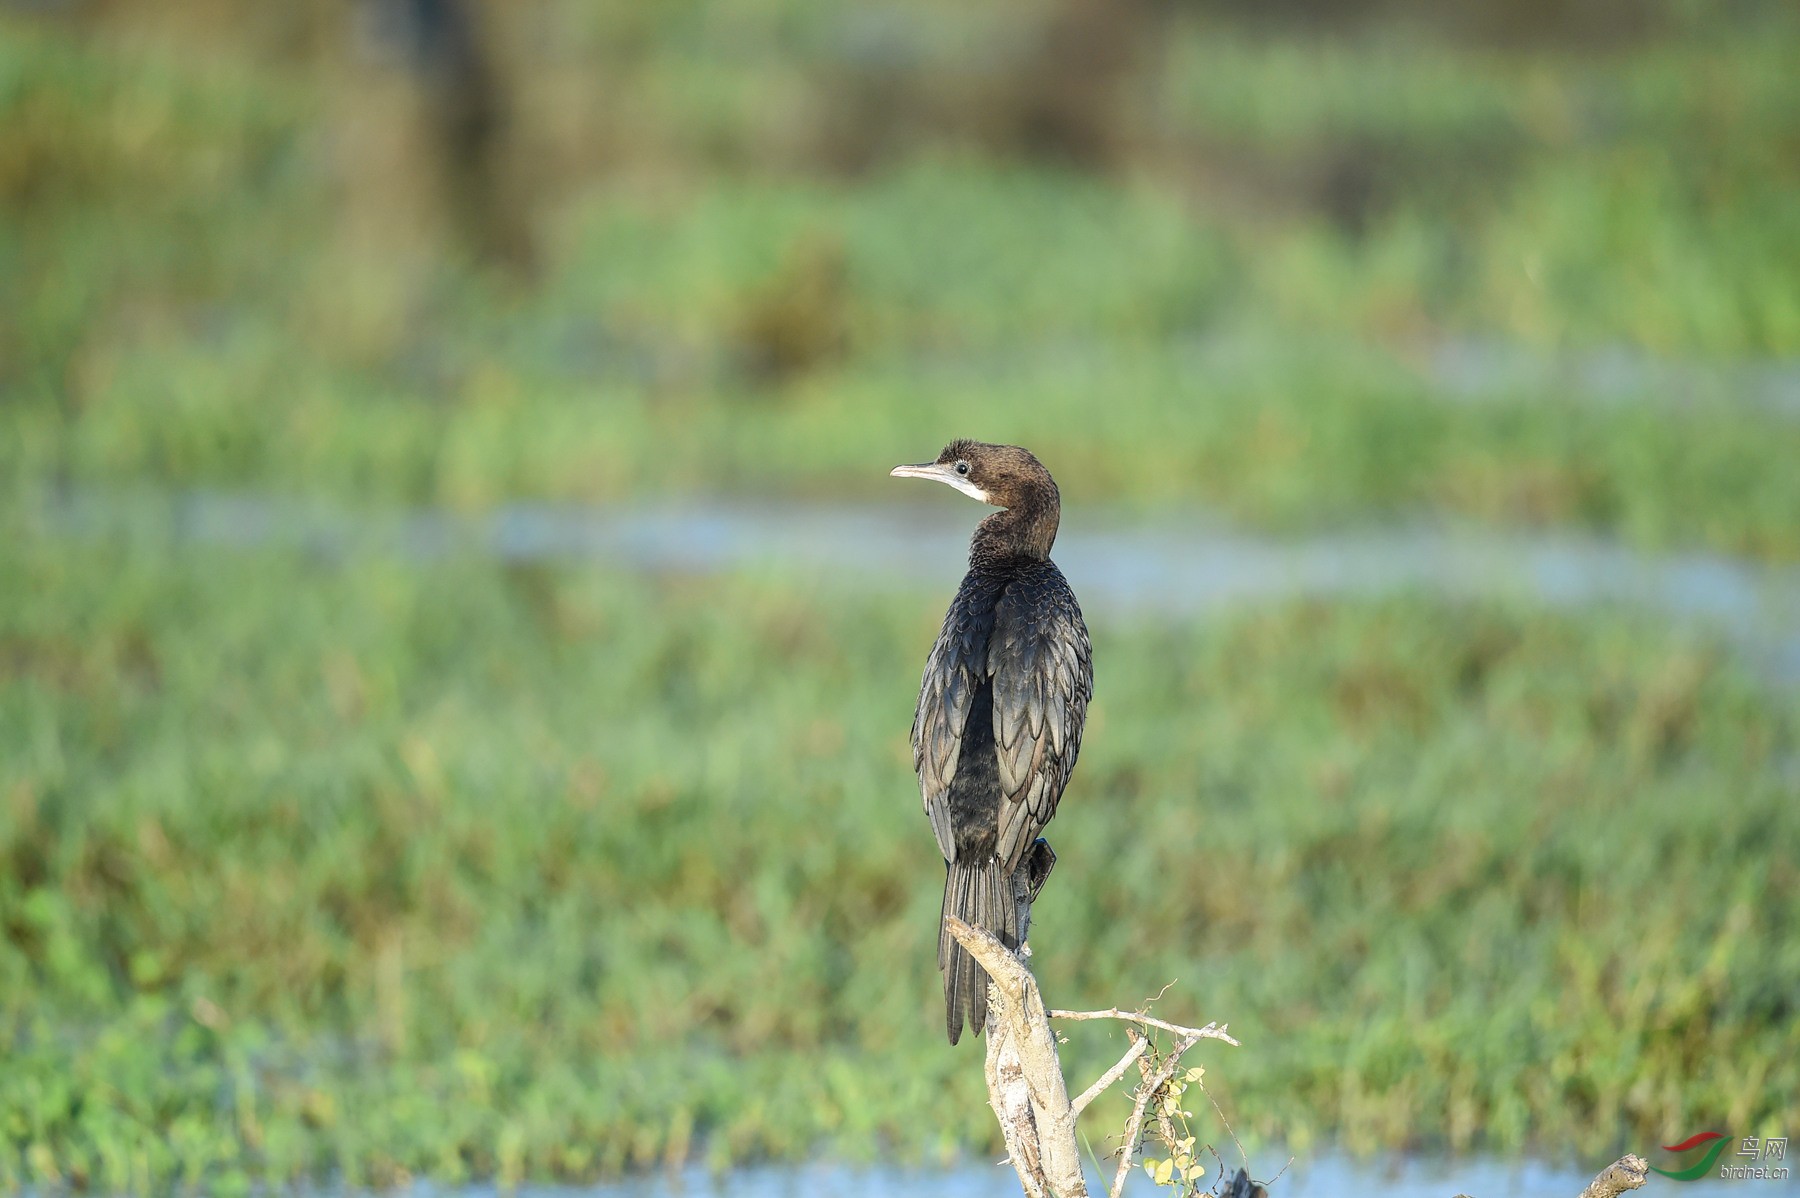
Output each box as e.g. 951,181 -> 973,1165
1025,837 -> 1056,902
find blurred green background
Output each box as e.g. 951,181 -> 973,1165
2,0 -> 1798,1191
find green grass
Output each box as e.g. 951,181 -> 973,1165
2,511 -> 1795,1190
5,4 -> 1800,1190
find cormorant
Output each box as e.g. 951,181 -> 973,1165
891,441 -> 1093,1044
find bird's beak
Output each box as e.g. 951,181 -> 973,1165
889,462 -> 990,504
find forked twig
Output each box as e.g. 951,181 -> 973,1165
1070,1032 -> 1152,1116
1109,1031 -> 1202,1198
1049,1006 -> 1240,1048
942,895 -> 1253,1198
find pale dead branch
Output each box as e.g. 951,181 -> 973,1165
944,889 -> 1634,1198
1575,1154 -> 1649,1198
1070,1034 -> 1151,1117
1049,1006 -> 1240,1049
943,896 -> 1235,1198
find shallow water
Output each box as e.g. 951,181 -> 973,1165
377,1153 -> 1799,1198
1423,336 -> 1800,417
35,486 -> 1800,681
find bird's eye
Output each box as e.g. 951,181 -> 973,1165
955,460 -> 970,475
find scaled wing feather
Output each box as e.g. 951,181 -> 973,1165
989,569 -> 1092,874
911,592 -> 986,862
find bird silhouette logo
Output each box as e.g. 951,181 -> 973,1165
1650,1131 -> 1731,1180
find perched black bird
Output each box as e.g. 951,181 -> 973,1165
891,441 -> 1093,1044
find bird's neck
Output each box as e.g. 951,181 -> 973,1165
970,486 -> 1060,565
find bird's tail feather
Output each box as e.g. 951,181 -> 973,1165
940,858 -> 1017,1045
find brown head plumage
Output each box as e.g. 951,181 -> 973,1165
890,440 -> 1062,560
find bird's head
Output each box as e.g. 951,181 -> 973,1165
888,440 -> 1057,511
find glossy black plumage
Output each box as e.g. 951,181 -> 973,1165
893,441 -> 1093,1044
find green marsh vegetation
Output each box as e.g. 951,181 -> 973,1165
5,3 -> 1800,553
2,0 -> 1799,1190
4,521 -> 1797,1190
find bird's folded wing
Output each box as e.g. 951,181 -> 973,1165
912,595 -> 986,862
990,573 -> 1092,874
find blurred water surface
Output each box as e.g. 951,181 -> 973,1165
38,486 -> 1800,681
373,1155 -> 1800,1198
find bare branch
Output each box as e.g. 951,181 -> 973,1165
946,907 -> 1639,1198
945,917 -> 1031,1003
988,1033 -> 1048,1198
1050,1006 -> 1241,1048
945,917 -> 1088,1198
942,910 -> 1240,1198
1070,1032 -> 1152,1117
1577,1155 -> 1649,1198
